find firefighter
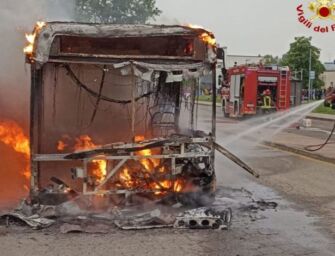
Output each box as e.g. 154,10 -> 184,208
262,88 -> 272,109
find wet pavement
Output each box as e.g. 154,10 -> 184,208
0,105 -> 335,255
200,104 -> 335,255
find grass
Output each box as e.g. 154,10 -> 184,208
197,95 -> 221,103
313,104 -> 335,115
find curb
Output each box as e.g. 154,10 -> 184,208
263,141 -> 335,165
306,115 -> 335,122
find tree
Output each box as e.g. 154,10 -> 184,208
263,54 -> 280,65
75,0 -> 162,24
281,37 -> 325,88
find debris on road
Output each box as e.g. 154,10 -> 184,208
174,207 -> 232,230
114,208 -> 174,230
0,186 -> 282,234
0,212 -> 55,229
60,223 -> 110,234
255,200 -> 278,210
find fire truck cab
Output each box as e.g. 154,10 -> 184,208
222,65 -> 291,118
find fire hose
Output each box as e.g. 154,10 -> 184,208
213,142 -> 260,178
304,121 -> 335,152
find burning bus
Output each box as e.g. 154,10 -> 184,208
24,22 -> 219,207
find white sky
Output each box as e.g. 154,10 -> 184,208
156,0 -> 335,62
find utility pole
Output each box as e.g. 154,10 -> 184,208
308,47 -> 312,101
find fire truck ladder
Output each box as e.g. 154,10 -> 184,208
278,69 -> 289,109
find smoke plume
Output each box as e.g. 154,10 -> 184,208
0,0 -> 74,209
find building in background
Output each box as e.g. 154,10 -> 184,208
320,62 -> 335,89
226,54 -> 264,68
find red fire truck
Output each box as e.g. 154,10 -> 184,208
222,65 -> 291,117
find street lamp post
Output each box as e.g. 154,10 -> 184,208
308,47 -> 312,101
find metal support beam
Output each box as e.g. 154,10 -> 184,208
211,63 -> 217,165
30,65 -> 43,195
95,159 -> 127,191
212,64 -> 217,139
171,158 -> 176,175
308,48 -> 312,101
33,152 -> 210,161
83,159 -> 88,194
131,62 -> 136,138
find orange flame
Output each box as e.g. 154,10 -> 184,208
116,135 -> 185,195
134,135 -> 160,171
23,21 -> 46,55
57,140 -> 67,151
186,24 -> 216,46
199,32 -> 216,46
119,167 -> 135,188
74,135 -> 98,150
92,160 -> 107,183
57,134 -> 185,195
36,21 -> 46,29
74,135 -> 107,184
0,120 -> 31,188
173,179 -> 184,193
57,135 -> 107,184
187,24 -> 205,29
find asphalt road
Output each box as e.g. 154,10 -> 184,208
1,105 -> 335,256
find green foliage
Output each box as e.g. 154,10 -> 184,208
313,104 -> 335,115
75,0 -> 161,24
263,54 -> 280,65
281,37 -> 325,88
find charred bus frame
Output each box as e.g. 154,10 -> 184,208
26,23 -> 218,204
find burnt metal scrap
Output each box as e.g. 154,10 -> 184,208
0,212 -> 55,230
174,207 -> 232,230
60,223 -> 111,234
0,186 -> 280,232
114,209 -> 174,230
27,23 -> 216,65
32,135 -> 216,204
